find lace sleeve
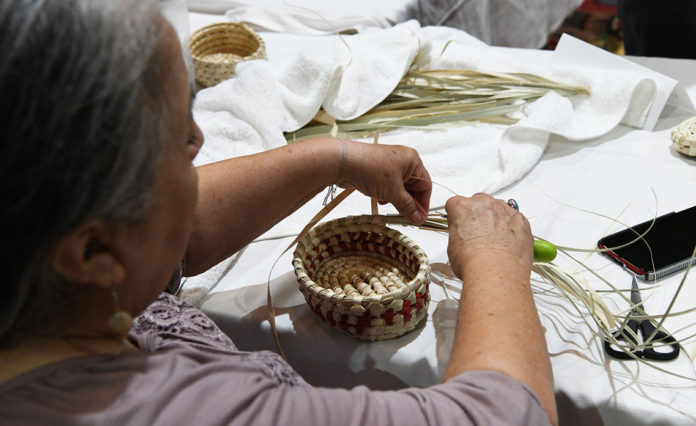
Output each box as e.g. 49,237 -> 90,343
130,293 -> 236,352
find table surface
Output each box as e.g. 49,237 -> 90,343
187,12 -> 696,426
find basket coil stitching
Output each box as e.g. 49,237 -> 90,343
671,116 -> 696,157
293,216 -> 430,341
189,22 -> 266,87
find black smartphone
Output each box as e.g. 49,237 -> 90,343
597,206 -> 696,281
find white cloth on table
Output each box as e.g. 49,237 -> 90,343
186,0 -> 408,32
185,21 -> 669,302
193,21 -> 661,214
223,3 -> 392,35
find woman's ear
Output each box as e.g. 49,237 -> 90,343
50,221 -> 125,288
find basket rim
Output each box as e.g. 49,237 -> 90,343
292,215 -> 430,305
189,22 -> 265,62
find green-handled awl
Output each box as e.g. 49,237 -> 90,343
506,199 -> 557,262
507,199 -> 557,262
533,239 -> 557,262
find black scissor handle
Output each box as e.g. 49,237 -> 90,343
604,319 -> 680,361
604,319 -> 641,360
639,321 -> 680,361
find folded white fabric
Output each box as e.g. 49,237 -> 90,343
186,21 -> 665,302
223,3 -> 391,35
187,0 -> 399,34
194,21 -> 660,209
193,21 -> 420,162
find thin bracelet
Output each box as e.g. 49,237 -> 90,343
336,137 -> 346,184
323,138 -> 347,205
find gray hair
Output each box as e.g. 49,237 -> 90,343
0,0 -> 169,338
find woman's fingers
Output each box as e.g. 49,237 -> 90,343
405,167 -> 432,216
340,141 -> 432,224
445,194 -> 533,274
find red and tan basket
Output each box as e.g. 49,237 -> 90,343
292,216 -> 430,341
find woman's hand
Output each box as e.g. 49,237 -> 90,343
445,194 -> 533,279
339,140 -> 432,225
443,194 -> 557,425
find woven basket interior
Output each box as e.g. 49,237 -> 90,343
303,236 -> 419,298
313,253 -> 412,297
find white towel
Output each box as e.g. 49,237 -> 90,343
184,22 -> 669,304
187,0 -> 398,34
224,3 -> 391,35
194,21 -> 662,208
193,21 -> 420,153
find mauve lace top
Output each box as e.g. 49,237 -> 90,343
0,293 -> 550,425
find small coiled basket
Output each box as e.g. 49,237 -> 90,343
292,216 -> 430,341
189,22 -> 266,88
671,116 -> 696,157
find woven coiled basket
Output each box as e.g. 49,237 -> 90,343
672,116 -> 696,157
293,216 -> 431,341
189,22 -> 266,88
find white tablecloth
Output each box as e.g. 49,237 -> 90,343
184,10 -> 696,426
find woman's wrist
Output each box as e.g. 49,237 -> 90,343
334,138 -> 346,185
318,137 -> 348,204
455,250 -> 532,286
290,137 -> 348,189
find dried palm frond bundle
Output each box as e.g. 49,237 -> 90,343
292,215 -> 430,341
286,70 -> 591,141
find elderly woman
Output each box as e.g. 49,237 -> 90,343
0,0 -> 556,424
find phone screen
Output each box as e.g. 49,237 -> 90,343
597,206 -> 696,280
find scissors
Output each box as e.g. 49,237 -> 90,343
603,277 -> 680,361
